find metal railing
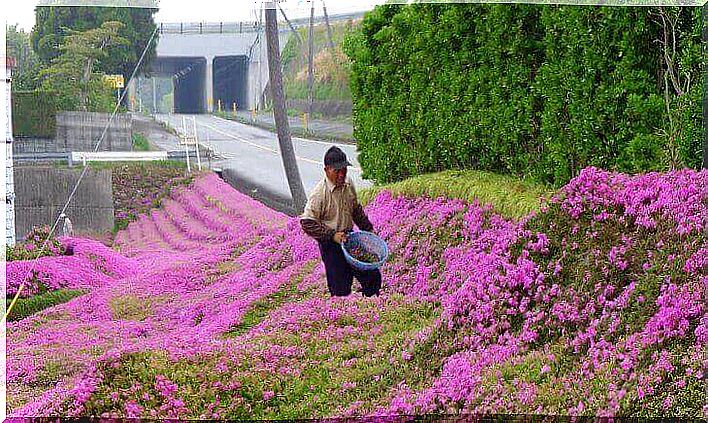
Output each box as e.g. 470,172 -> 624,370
156,12 -> 366,35
158,22 -> 262,35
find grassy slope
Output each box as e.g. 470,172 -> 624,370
359,169 -> 552,220
281,20 -> 357,102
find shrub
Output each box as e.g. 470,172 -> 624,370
344,4 -> 701,186
11,90 -> 58,138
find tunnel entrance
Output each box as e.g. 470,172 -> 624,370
173,58 -> 206,114
213,56 -> 249,111
147,57 -> 207,114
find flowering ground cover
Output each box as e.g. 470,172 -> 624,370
106,161 -> 196,231
6,225 -> 65,262
6,167 -> 705,419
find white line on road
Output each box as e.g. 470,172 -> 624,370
194,119 -> 363,172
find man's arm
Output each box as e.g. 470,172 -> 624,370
300,186 -> 337,243
352,203 -> 374,232
300,218 -> 336,243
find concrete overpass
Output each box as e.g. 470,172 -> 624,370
128,22 -> 285,114
127,12 -> 366,115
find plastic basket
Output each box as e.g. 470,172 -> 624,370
341,231 -> 389,272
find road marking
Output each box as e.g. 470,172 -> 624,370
193,119 -> 363,172
210,115 -> 354,148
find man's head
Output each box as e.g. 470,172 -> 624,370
324,146 -> 351,187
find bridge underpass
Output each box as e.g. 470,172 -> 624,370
138,56 -> 251,114
213,56 -> 249,112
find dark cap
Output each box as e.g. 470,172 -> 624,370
324,146 -> 352,170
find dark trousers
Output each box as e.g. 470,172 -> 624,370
318,240 -> 381,297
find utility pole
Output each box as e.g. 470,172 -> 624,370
4,57 -> 16,246
265,1 -> 307,214
322,0 -> 335,49
307,0 -> 315,117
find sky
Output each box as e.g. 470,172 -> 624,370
4,0 -> 386,32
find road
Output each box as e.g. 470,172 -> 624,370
153,114 -> 372,204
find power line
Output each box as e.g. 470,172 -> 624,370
4,25 -> 161,323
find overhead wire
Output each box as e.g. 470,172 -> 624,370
3,25 -> 160,323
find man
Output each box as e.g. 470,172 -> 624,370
300,146 -> 381,297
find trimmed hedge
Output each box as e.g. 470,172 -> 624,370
344,4 -> 702,186
11,90 -> 58,138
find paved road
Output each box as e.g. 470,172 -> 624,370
154,114 -> 372,202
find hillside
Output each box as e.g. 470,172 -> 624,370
281,19 -> 357,106
6,168 -> 706,419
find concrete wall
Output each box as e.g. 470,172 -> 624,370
12,137 -> 58,154
13,113 -> 133,154
14,166 -> 114,239
155,31 -> 289,111
56,112 -> 132,152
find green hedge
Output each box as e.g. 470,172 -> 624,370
12,90 -> 58,138
344,4 -> 702,186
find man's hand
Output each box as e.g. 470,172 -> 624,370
333,231 -> 348,244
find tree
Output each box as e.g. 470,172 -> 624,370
265,2 -> 307,214
31,6 -> 157,80
6,24 -> 41,90
39,21 -> 129,112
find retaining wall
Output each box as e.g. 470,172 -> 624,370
14,166 -> 114,239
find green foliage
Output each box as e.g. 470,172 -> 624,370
11,90 -> 58,138
7,289 -> 86,322
31,6 -> 158,80
39,21 -> 128,112
131,133 -> 151,151
7,24 -> 41,90
345,4 -> 702,186
359,169 -> 551,220
281,20 -> 357,102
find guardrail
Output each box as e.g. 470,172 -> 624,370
71,151 -> 168,164
14,151 -> 205,165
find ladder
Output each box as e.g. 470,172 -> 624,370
179,116 -> 202,172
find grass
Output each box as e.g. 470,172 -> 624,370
359,169 -> 553,220
132,133 -> 151,151
109,295 -> 154,321
6,289 -> 87,322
